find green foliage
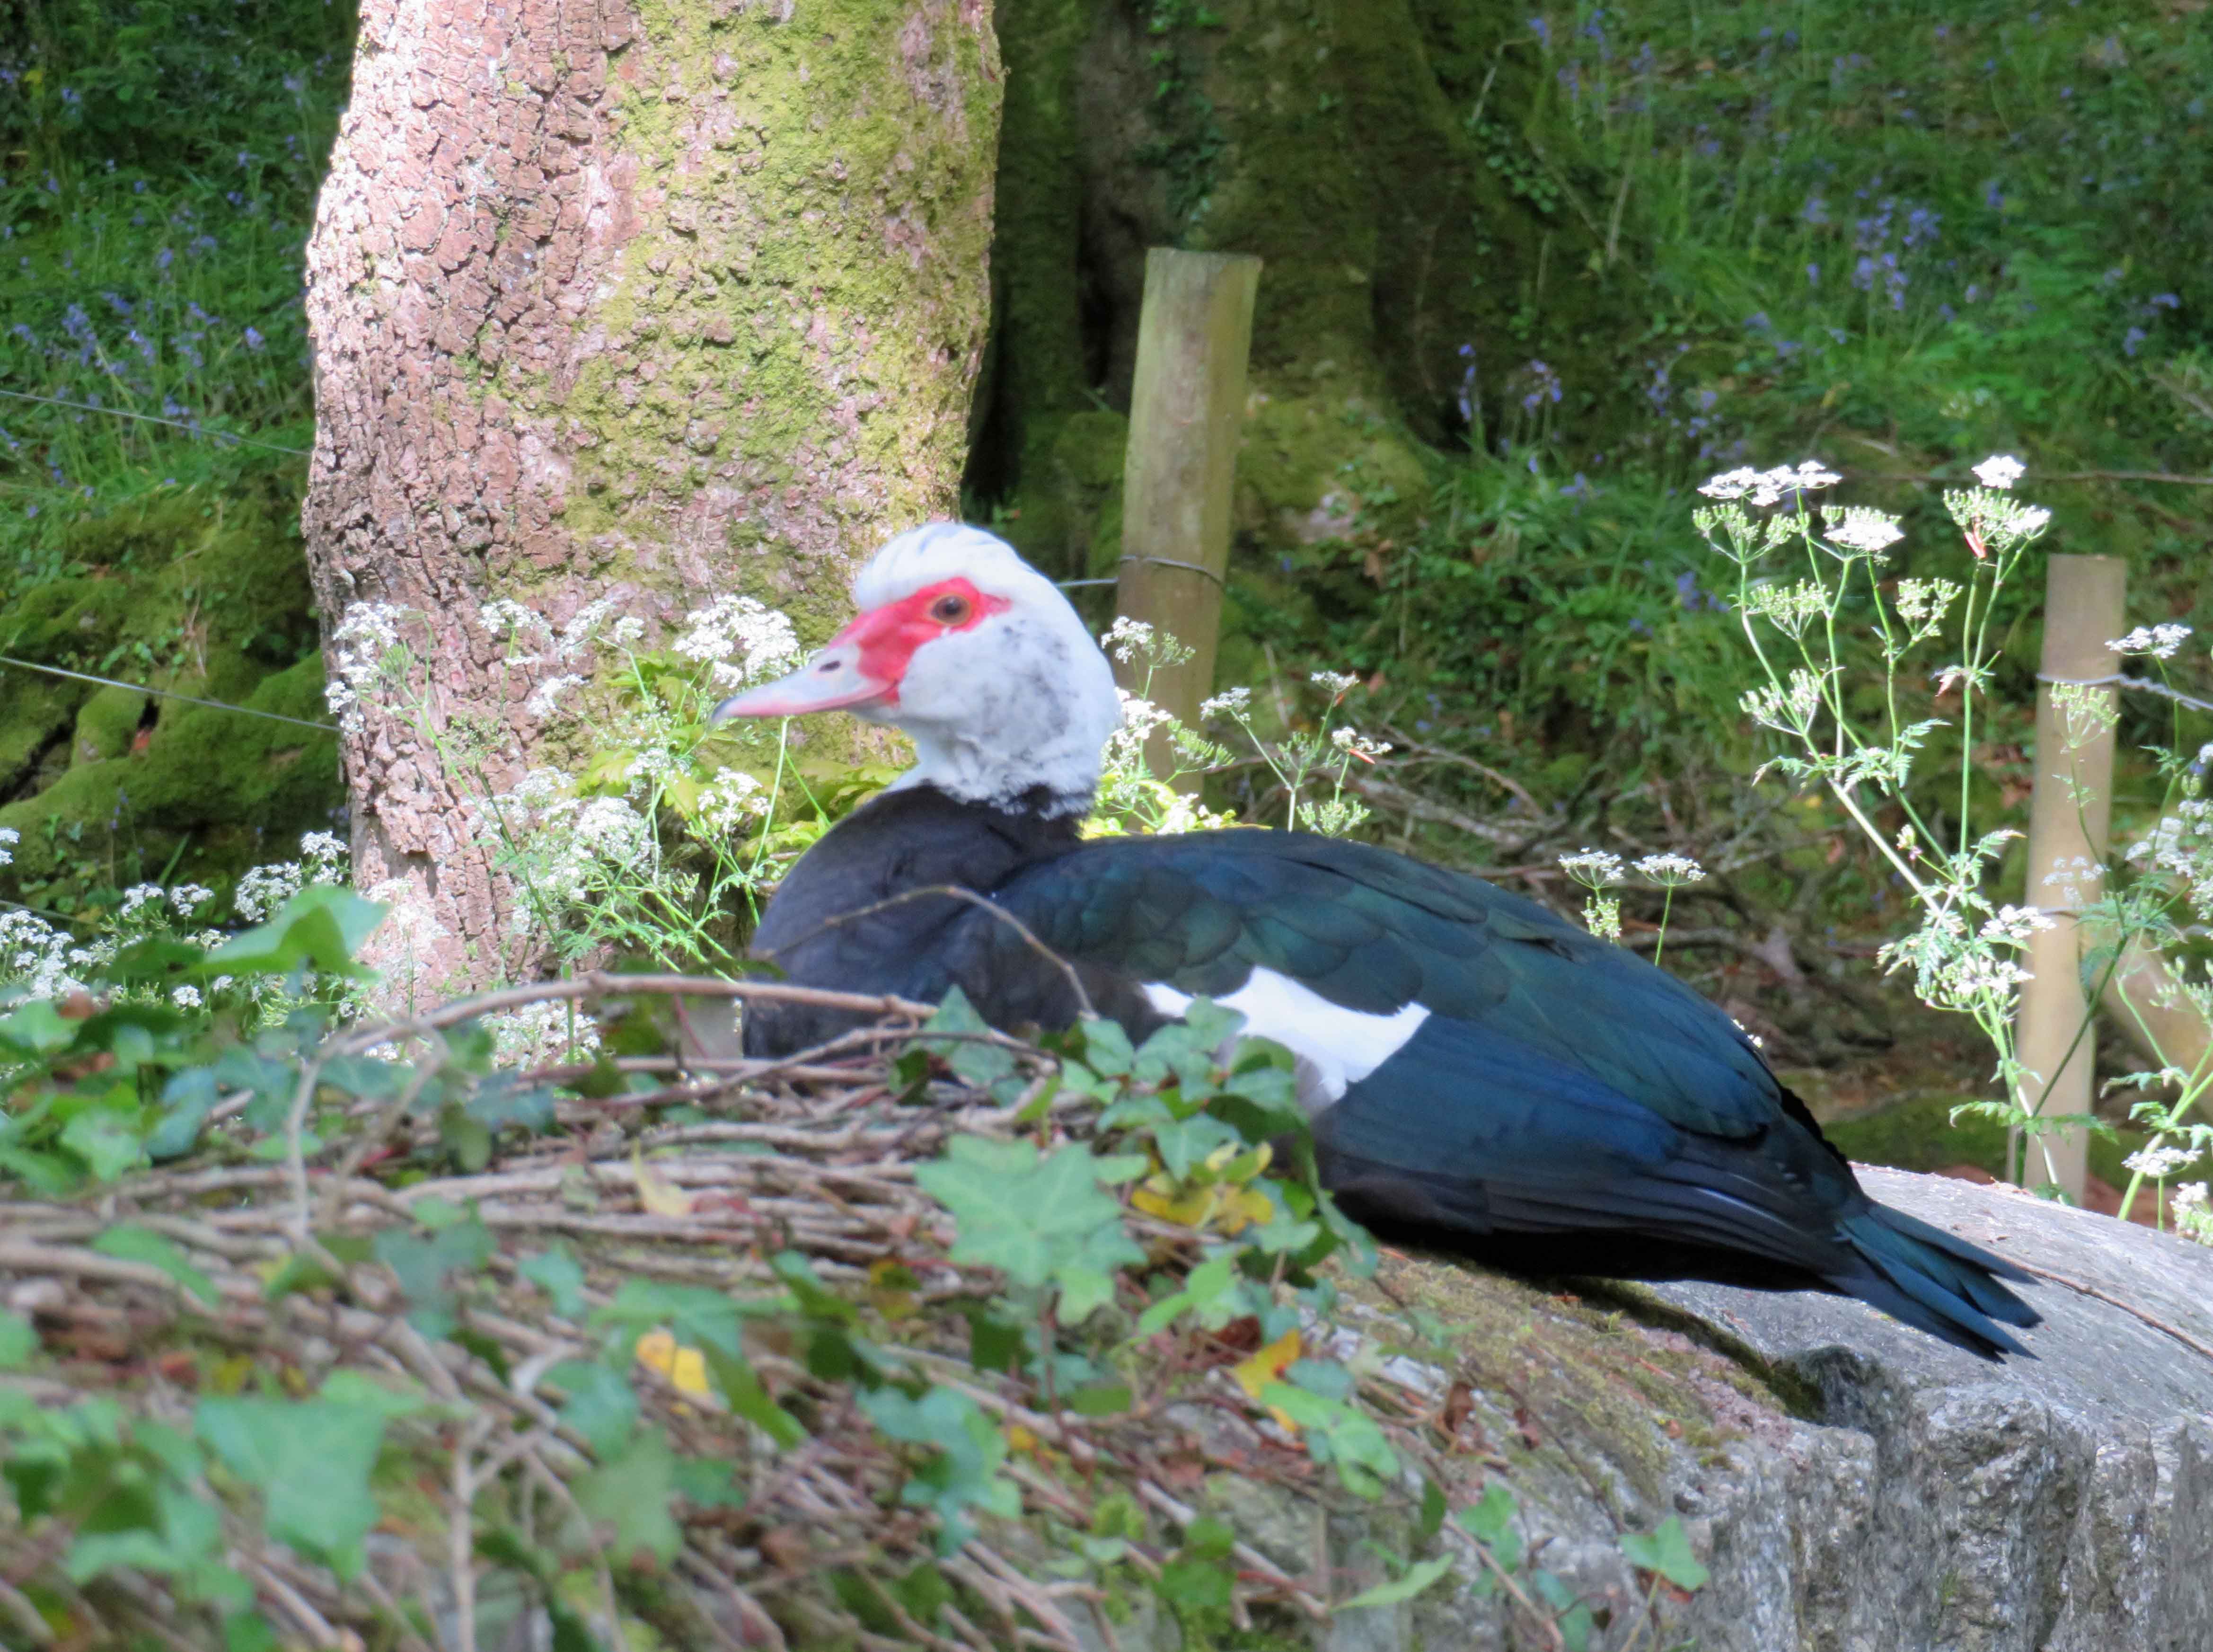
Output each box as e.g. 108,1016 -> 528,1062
916,1134 -> 1148,1323
0,0 -> 355,585
0,759 -> 1677,1648
1619,1513 -> 1711,1592
194,1394 -> 393,1576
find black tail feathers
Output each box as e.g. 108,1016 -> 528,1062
1836,1202 -> 2041,1360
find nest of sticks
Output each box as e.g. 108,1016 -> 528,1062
0,976 -> 1439,1652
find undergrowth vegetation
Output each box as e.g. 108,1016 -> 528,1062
0,851 -> 1726,1648
0,0 -> 352,587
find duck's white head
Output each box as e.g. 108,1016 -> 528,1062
710,522 -> 1120,817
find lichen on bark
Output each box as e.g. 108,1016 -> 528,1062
302,0 -> 1004,995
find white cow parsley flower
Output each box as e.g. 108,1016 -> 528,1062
1559,848 -> 1625,888
1971,454 -> 2026,491
1821,504 -> 1905,556
2123,1144 -> 2203,1180
1699,460 -> 1843,506
2107,624 -> 2193,660
1633,852 -> 1709,886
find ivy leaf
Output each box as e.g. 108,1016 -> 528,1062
0,1311 -> 36,1367
199,886 -> 388,981
60,1109 -> 146,1183
520,1246 -> 587,1319
372,1212 -> 494,1339
915,987 -> 1023,1101
915,1136 -> 1146,1319
194,1397 -> 386,1577
546,1361 -> 638,1456
92,1225 -> 219,1306
1618,1514 -> 1710,1592
1260,1381 -> 1399,1499
572,1428 -> 682,1568
1457,1483 -> 1523,1571
317,1370 -> 432,1421
0,998 -> 73,1056
1337,1554 -> 1455,1611
1134,1250 -> 1252,1336
671,1457 -> 744,1510
860,1385 -> 1020,1554
149,1068 -> 219,1160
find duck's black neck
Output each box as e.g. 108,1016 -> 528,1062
741,785 -> 1084,1053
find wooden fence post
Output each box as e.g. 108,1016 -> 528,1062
2012,553 -> 2126,1201
1111,248 -> 1262,740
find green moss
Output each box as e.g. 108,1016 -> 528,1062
999,409 -> 1129,581
71,685 -> 147,768
0,653 -> 337,897
0,671 -> 80,796
0,486 -> 336,906
1235,391 -> 1437,544
0,576 -> 137,660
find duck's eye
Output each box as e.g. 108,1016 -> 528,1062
929,593 -> 973,625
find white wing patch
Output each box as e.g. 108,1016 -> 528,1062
1141,969 -> 1430,1115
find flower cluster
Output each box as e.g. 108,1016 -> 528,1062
2122,1143 -> 2203,1181
2173,1183 -> 2213,1248
1741,667 -> 1829,738
1698,460 -> 1843,506
1557,848 -> 1624,888
672,594 -> 804,689
1892,577 -> 1961,635
234,829 -> 349,921
323,600 -> 408,733
483,998 -> 602,1067
1632,852 -> 1708,887
1309,670 -> 1360,700
1101,617 -> 1193,673
1943,484 -> 2051,553
1820,504 -> 1905,557
1970,454 -> 2026,490
2107,623 -> 2193,660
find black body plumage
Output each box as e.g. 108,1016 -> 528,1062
745,784 -> 2040,1359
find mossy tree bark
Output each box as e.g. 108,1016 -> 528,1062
303,0 -> 1002,994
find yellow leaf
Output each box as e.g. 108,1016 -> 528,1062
1231,1328 -> 1302,1403
1220,1185 -> 1276,1236
1132,1174 -> 1275,1236
635,1329 -> 712,1396
1004,1423 -> 1038,1455
1131,1179 -> 1215,1228
1232,1328 -> 1304,1433
868,1258 -> 919,1321
632,1145 -> 694,1218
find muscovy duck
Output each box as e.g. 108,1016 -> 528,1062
712,523 -> 2040,1358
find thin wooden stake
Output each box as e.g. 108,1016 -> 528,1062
2012,554 -> 2125,1201
1111,248 -> 1262,742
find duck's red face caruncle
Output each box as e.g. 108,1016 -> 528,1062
709,577 -> 1010,722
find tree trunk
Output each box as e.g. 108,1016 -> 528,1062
302,0 -> 1002,995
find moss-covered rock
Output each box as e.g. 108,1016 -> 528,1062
70,684 -> 147,768
0,482 -> 335,907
